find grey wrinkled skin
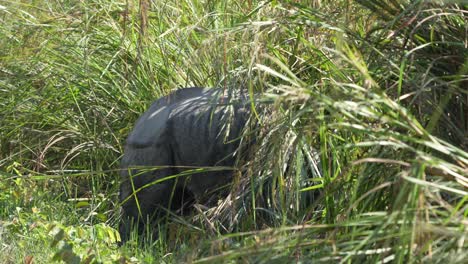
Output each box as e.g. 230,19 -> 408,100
119,87 -> 250,242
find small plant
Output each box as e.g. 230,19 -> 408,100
48,223 -> 121,263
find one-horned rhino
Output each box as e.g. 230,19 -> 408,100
119,87 -> 251,242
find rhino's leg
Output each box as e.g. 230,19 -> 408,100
119,144 -> 180,242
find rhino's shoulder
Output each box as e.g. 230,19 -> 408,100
126,88 -> 216,147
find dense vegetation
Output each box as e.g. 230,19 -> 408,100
0,0 -> 466,263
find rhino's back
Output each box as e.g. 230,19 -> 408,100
126,87 -> 215,148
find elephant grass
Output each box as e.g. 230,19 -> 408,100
0,0 -> 466,263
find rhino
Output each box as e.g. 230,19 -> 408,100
119,87 -> 252,242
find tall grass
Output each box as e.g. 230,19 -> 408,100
0,0 -> 466,262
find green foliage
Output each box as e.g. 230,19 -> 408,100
1,0 -> 466,263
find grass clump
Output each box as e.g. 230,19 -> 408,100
0,0 -> 466,263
